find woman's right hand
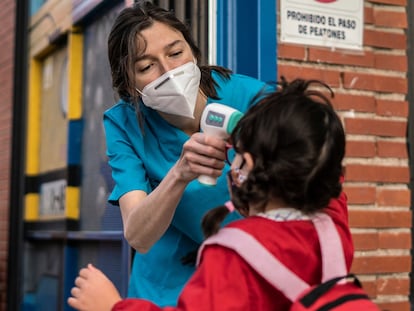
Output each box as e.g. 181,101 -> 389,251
173,132 -> 227,182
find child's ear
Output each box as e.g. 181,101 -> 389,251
242,152 -> 254,171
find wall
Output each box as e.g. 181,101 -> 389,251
0,0 -> 15,310
278,0 -> 410,310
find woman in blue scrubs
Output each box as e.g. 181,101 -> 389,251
104,1 -> 273,306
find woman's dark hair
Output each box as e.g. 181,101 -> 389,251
108,0 -> 231,105
204,77 -> 346,237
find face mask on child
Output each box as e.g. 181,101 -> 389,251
136,61 -> 201,119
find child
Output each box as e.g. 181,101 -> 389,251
68,78 -> 353,311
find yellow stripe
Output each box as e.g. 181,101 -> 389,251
67,28 -> 83,120
65,186 -> 80,220
26,59 -> 42,175
24,193 -> 39,221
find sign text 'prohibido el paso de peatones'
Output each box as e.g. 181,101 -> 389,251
280,0 -> 363,51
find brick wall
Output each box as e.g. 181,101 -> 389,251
0,0 -> 15,310
278,0 -> 410,310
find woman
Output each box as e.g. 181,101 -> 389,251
68,78 -> 354,311
104,0 -> 273,305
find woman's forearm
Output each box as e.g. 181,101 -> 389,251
121,164 -> 189,253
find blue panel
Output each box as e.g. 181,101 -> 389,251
63,245 -> 78,311
258,0 -> 277,82
216,0 -> 237,70
216,0 -> 228,68
120,238 -> 131,297
21,293 -> 36,311
236,1 -> 258,77
35,275 -> 59,311
68,119 -> 83,165
216,0 -> 277,82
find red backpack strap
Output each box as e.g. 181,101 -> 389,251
312,213 -> 347,281
197,227 -> 309,301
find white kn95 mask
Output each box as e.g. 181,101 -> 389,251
136,61 -> 201,119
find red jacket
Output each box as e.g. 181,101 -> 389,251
113,192 -> 353,311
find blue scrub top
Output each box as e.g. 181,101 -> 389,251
103,71 -> 273,306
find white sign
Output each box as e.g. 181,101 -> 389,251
40,179 -> 67,217
280,0 -> 364,50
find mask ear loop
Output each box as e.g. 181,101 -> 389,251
235,157 -> 247,183
230,158 -> 247,185
234,168 -> 247,183
135,87 -> 146,97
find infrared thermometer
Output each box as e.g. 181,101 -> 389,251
198,103 -> 244,186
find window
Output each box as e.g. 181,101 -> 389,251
153,0 -> 209,65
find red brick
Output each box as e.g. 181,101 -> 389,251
364,6 -> 374,25
308,48 -> 375,68
367,0 -> 407,5
379,231 -> 411,249
332,93 -> 376,112
277,43 -> 306,61
360,279 -> 377,298
0,5 -> 15,28
346,164 -> 409,183
351,255 -> 411,274
377,188 -> 410,206
377,277 -> 410,295
277,64 -> 341,87
376,301 -> 410,311
352,232 -> 379,251
345,140 -> 376,158
375,53 -> 407,72
344,118 -> 406,137
360,277 -> 410,298
349,209 -> 411,228
376,99 -> 408,118
377,140 -> 408,159
343,185 -> 376,205
373,9 -> 407,28
0,1 -> 14,309
343,72 -> 407,93
364,29 -> 406,50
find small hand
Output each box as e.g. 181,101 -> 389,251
67,264 -> 122,311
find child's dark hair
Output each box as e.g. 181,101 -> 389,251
204,77 -> 345,237
181,77 -> 346,265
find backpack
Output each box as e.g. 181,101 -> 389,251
197,213 -> 380,310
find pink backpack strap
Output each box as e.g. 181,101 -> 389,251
197,227 -> 309,301
312,213 -> 347,281
197,213 -> 347,301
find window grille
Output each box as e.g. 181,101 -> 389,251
152,0 -> 209,65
